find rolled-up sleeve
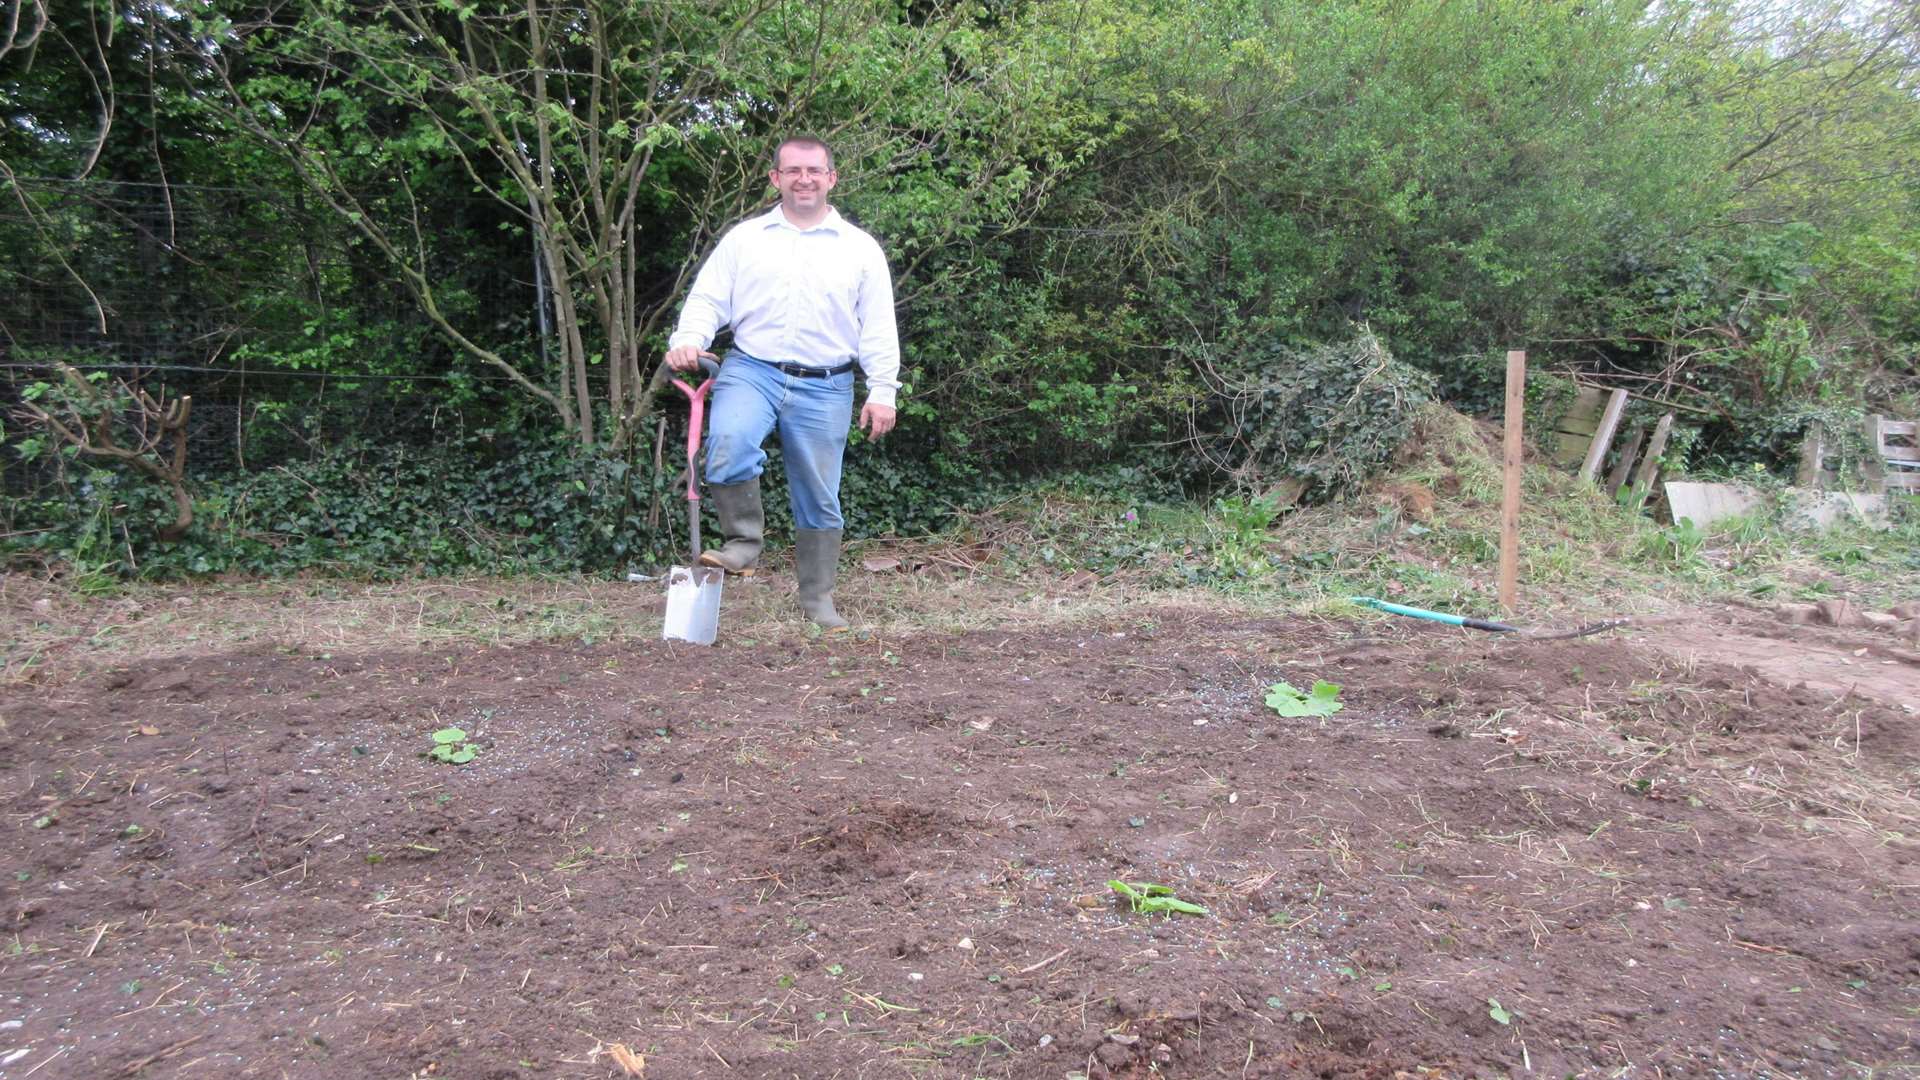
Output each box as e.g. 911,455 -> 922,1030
856,239 -> 901,408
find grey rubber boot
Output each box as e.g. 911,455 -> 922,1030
794,527 -> 849,630
698,479 -> 764,575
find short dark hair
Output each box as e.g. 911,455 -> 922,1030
772,136 -> 835,171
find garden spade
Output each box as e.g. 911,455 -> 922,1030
662,355 -> 725,645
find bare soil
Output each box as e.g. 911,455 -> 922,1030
3,597 -> 1917,1079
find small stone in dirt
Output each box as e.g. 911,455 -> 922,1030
957,937 -> 974,950
32,599 -> 52,615
909,972 -> 924,981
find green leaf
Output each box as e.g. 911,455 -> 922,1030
1108,880 -> 1209,916
432,727 -> 467,744
448,746 -> 477,764
1264,680 -> 1344,718
1488,998 -> 1512,1025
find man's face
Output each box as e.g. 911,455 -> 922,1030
770,143 -> 836,217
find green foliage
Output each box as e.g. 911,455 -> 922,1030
1264,681 -> 1345,719
1207,493 -> 1284,579
1203,330 -> 1436,503
1634,517 -> 1708,570
1108,880 -> 1209,918
427,727 -> 478,765
2,421 -> 1017,579
6,432 -> 640,578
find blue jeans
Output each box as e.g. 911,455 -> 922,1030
703,349 -> 854,530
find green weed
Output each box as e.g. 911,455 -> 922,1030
1109,880 -> 1209,917
1264,681 -> 1344,718
427,726 -> 479,764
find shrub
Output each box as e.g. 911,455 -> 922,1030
1196,329 -> 1435,504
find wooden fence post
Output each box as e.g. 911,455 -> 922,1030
1500,350 -> 1525,614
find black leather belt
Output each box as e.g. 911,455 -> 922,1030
752,357 -> 856,378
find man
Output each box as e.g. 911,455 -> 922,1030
663,135 -> 900,630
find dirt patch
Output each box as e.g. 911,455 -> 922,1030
3,608 -> 1917,1078
1633,606 -> 1920,710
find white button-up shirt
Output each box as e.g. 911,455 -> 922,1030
669,206 -> 901,408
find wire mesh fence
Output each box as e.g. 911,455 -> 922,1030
1,176 -> 547,500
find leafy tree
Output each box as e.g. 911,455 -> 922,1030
164,0 -> 1107,449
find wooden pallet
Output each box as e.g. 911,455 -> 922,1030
1874,417 -> 1920,493
1800,415 -> 1919,494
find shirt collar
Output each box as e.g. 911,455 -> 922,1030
759,205 -> 842,234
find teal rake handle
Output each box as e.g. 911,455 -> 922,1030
1349,596 -> 1519,633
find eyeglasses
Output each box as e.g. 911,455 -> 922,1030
776,166 -> 832,179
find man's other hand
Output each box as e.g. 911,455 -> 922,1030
665,346 -> 715,373
859,402 -> 897,439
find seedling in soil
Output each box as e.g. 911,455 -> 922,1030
1265,909 -> 1312,930
1487,998 -> 1513,1025
427,727 -> 479,764
1265,680 -> 1344,718
1108,880 -> 1209,917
